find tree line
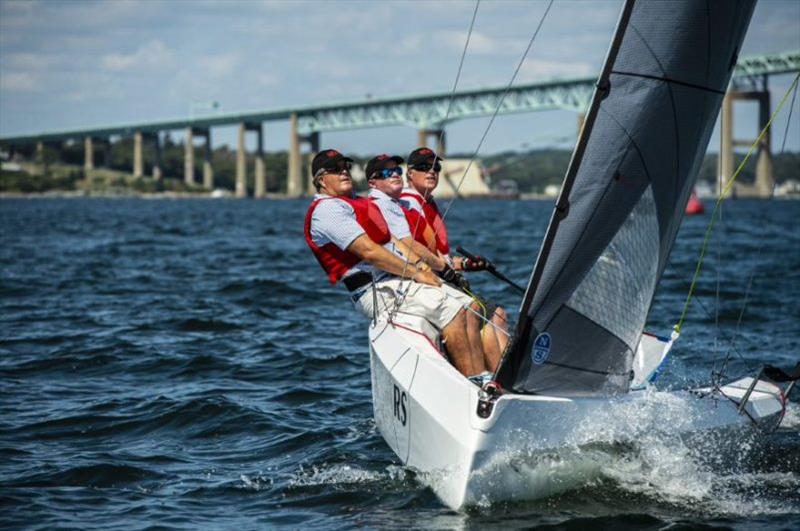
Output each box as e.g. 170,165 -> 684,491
4,139 -> 799,194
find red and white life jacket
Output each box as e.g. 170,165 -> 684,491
304,195 -> 391,284
401,206 -> 438,253
400,191 -> 450,255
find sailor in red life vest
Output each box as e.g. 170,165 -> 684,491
400,147 -> 509,371
364,154 -> 446,272
304,149 -> 488,379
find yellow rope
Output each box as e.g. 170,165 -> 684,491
461,285 -> 492,337
675,72 -> 800,334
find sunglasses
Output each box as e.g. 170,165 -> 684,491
372,167 -> 403,179
320,161 -> 353,175
411,162 -> 442,173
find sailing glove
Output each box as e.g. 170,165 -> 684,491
440,265 -> 471,291
462,256 -> 488,271
439,265 -> 458,283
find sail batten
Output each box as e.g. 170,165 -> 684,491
496,0 -> 756,396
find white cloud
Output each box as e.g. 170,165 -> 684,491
519,58 -> 594,81
0,71 -> 39,91
3,52 -> 53,70
256,72 -> 280,87
437,30 -> 527,56
101,39 -> 174,72
197,52 -> 241,78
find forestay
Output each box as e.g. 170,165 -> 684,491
496,0 -> 756,396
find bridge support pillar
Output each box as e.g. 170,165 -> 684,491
720,85 -> 773,198
287,113 -> 302,197
755,90 -> 773,196
133,132 -> 143,178
202,129 -> 213,189
237,123 -> 247,197
236,122 -> 266,198
417,129 -> 446,157
185,128 -> 195,185
254,125 -> 266,198
152,134 -> 162,180
305,132 -> 320,196
84,137 -> 94,171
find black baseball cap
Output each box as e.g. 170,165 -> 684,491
365,154 -> 404,179
407,147 -> 443,168
311,149 -> 354,176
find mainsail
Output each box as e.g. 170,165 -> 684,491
495,0 -> 756,396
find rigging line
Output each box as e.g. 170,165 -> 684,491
440,0 -> 555,222
712,89 -> 724,386
387,0 -> 480,321
432,0 -> 481,158
717,74 -> 799,378
692,293 -> 753,373
674,71 -> 800,334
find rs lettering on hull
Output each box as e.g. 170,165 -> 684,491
393,384 -> 407,426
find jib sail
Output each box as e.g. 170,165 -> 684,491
496,0 -> 756,396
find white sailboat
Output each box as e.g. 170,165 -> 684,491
367,0 -> 797,510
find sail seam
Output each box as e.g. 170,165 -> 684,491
564,301 -> 639,351
611,70 -> 726,95
626,23 -> 683,202
540,106 -> 653,335
540,359 -> 630,377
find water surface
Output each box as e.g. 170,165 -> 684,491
1,198 -> 798,529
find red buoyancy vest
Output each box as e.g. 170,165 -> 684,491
400,192 -> 450,255
402,206 -> 438,253
304,196 -> 391,284
368,195 -> 438,253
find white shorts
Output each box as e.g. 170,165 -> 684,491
353,277 -> 472,331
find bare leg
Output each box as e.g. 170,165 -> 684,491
464,302 -> 488,374
481,322 -> 502,373
441,309 -> 480,376
471,300 -> 502,372
493,307 -> 509,354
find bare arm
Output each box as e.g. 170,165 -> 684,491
346,235 -> 441,286
392,237 -> 430,272
400,236 -> 447,271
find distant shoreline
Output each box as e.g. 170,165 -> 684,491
1,191 -> 797,201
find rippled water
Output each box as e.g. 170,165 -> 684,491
1,198 -> 798,529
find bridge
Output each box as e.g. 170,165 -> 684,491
1,50 -> 798,197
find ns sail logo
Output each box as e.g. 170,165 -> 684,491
532,332 -> 551,365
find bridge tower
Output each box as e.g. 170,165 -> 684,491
184,127 -> 213,188
287,113 -> 303,197
236,122 -> 267,198
720,75 -> 773,197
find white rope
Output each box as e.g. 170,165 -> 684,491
388,0 -> 481,320
440,0 -> 555,222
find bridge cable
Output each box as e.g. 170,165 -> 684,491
713,73 -> 799,386
675,72 -> 800,337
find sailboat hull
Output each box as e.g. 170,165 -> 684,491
369,320 -> 786,510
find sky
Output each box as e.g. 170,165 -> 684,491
1,0 -> 798,157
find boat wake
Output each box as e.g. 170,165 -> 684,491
428,391 -> 800,516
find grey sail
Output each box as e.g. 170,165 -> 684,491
496,0 -> 756,396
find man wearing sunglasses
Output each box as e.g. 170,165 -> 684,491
304,149 -> 488,379
401,147 -> 509,371
365,154 -> 445,272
